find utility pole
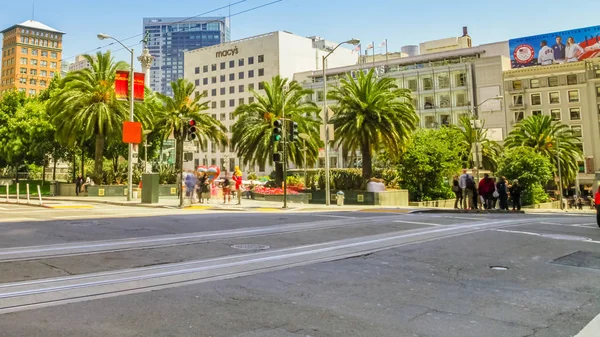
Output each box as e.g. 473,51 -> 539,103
282,86 -> 288,209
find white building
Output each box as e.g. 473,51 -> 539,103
419,27 -> 473,55
183,31 -> 357,174
68,54 -> 93,72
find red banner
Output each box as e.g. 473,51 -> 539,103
115,70 -> 129,101
134,72 -> 145,101
122,121 -> 142,144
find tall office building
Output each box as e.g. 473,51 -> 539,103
143,17 -> 230,96
0,20 -> 64,95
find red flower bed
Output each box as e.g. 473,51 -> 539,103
253,186 -> 299,195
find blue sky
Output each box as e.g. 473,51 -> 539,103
2,0 -> 600,69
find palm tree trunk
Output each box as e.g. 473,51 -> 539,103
361,141 -> 372,179
52,154 -> 57,181
94,134 -> 105,184
175,136 -> 184,204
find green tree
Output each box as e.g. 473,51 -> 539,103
392,127 -> 465,201
155,79 -> 227,178
497,147 -> 554,205
48,51 -> 150,183
456,116 -> 501,171
231,76 -> 321,169
328,69 -> 419,179
504,115 -> 582,185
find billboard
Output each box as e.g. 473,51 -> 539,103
115,70 -> 129,101
509,25 -> 600,68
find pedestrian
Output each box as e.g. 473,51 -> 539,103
75,174 -> 83,196
509,179 -> 522,211
232,167 -> 243,205
496,176 -> 509,211
222,174 -> 231,204
479,174 -> 496,210
595,186 -> 600,228
459,169 -> 475,210
452,175 -> 462,209
185,170 -> 197,204
197,172 -> 209,204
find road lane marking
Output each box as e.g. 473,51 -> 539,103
394,220 -> 443,227
496,229 -> 541,236
576,312 -> 600,337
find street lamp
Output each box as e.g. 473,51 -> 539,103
299,133 -> 311,188
323,38 -> 360,206
98,33 -> 135,201
471,95 -> 503,183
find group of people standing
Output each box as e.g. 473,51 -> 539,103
453,170 -> 521,211
74,175 -> 94,196
184,168 -> 243,205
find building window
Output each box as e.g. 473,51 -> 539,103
238,71 -> 244,80
423,77 -> 433,90
512,95 -> 523,106
571,125 -> 582,138
229,86 -> 235,94
30,69 -> 37,75
50,52 -> 57,59
220,62 -> 226,70
532,110 -> 542,116
248,70 -> 254,78
220,75 -> 226,82
248,56 -> 254,65
567,74 -> 577,85
548,76 -> 558,87
258,68 -> 264,76
211,89 -> 217,96
211,76 -> 217,84
441,114 -> 450,125
220,101 -> 226,109
248,83 -> 255,91
455,93 -> 466,106
21,47 -> 28,54
50,71 -> 55,77
238,97 -> 244,105
229,112 -> 234,120
258,55 -> 264,63
550,109 -> 561,121
228,73 -> 234,81
530,78 -> 540,88
20,58 -> 27,65
195,79 -> 200,86
229,99 -> 235,107
569,107 -> 581,120
239,85 -> 244,93
439,94 -> 450,108
211,101 -> 217,109
512,80 -> 522,90
238,58 -> 244,67
258,82 -> 264,90
29,89 -> 36,95
229,60 -> 235,68
407,79 -> 417,91
195,67 -> 200,74
203,65 -> 209,73
31,49 -> 38,56
220,87 -> 226,95
438,75 -> 449,89
597,86 -> 600,97
424,96 -> 434,109
249,97 -> 255,103
211,64 -> 217,71
530,93 -> 541,105
514,111 -> 524,122
19,77 -> 27,84
549,92 -> 560,104
455,73 -> 467,87
316,90 -> 324,102
31,59 -> 38,66
40,70 -> 47,77
203,78 -> 208,85
568,90 -> 579,102
50,62 -> 57,68
41,51 -> 47,57
20,67 -> 27,74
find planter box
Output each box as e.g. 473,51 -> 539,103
159,184 -> 179,196
409,199 -> 456,208
525,201 -> 561,209
307,190 -> 409,206
253,193 -> 310,204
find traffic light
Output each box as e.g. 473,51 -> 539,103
289,122 -> 299,142
272,152 -> 282,162
188,119 -> 197,141
273,119 -> 283,142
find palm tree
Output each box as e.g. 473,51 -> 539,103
155,79 -> 227,177
504,114 -> 582,185
231,76 -> 321,170
48,51 -> 150,183
456,116 -> 501,171
328,69 -> 419,179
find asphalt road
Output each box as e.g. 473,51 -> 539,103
0,206 -> 599,336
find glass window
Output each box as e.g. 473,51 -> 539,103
229,99 -> 235,107
455,73 -> 467,87
238,97 -> 244,105
407,79 -> 417,91
597,86 -> 600,97
220,87 -> 225,95
512,95 -> 523,106
220,101 -> 226,108
40,70 -> 47,77
211,101 -> 217,109
248,56 -> 254,65
30,79 -> 36,85
20,58 -> 27,65
571,125 -> 582,137
50,52 -> 57,59
514,111 -> 524,122
532,110 -> 542,116
549,92 -> 560,104
258,68 -> 264,76
229,60 -> 235,68
50,62 -> 57,68
229,86 -> 235,94
512,80 -> 522,90
194,79 -> 200,86
211,64 -> 217,71
229,112 -> 234,120
21,47 -> 28,54
258,82 -> 264,90
248,83 -> 254,91
423,77 -> 433,90
238,71 -> 244,80
249,97 -> 255,103
211,88 -> 217,96
530,93 -> 541,105
203,65 -> 209,73
248,70 -> 254,78
195,67 -> 200,74
567,74 -> 577,85
569,107 -> 581,120
203,78 -> 208,85
550,109 -> 561,121
31,59 -> 38,66
316,90 -> 324,101
548,76 -> 558,87
238,85 -> 244,93
424,96 -> 434,109
30,69 -> 37,75
238,58 -> 244,67
211,76 -> 217,84
220,75 -> 225,82
530,79 -> 540,88
438,75 -> 449,89
441,115 -> 450,125
220,62 -> 226,70
439,94 -> 450,108
229,73 -> 235,81
31,49 -> 38,56
455,93 -> 466,106
568,90 -> 579,102
20,67 -> 27,74
258,55 -> 264,63
29,89 -> 36,95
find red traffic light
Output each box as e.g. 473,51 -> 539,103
189,119 -> 196,127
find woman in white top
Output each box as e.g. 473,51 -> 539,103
565,37 -> 584,62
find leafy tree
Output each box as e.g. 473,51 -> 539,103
232,76 -> 321,169
48,51 -> 151,183
155,79 -> 227,179
497,147 -> 554,205
390,127 -> 464,201
456,116 -> 501,171
504,115 -> 582,186
328,69 -> 419,179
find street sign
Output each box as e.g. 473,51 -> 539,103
320,124 -> 334,142
132,152 -> 139,164
183,142 -> 197,152
123,121 -> 142,144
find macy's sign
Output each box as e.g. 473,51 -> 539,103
216,46 -> 239,58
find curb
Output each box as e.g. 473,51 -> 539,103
44,197 -> 174,209
409,209 -> 526,214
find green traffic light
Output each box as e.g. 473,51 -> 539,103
273,134 -> 282,142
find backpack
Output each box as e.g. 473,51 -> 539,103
466,175 -> 475,190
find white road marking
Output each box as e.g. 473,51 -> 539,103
576,312 -> 600,337
496,229 -> 541,236
394,220 -> 443,227
442,216 -> 485,221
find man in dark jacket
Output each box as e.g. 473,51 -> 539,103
75,174 -> 83,196
509,179 -> 522,211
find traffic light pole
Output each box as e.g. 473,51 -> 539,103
282,102 -> 288,209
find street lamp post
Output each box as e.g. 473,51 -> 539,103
471,95 -> 503,183
323,38 -> 360,206
97,33 -> 135,201
299,133 -> 311,188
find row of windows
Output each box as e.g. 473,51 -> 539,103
194,55 -> 265,74
19,36 -> 59,48
4,68 -> 55,76
196,82 -> 266,98
512,90 -> 580,106
194,69 -> 265,85
19,28 -> 60,40
21,48 -> 58,58
513,107 -> 582,122
18,58 -> 57,68
405,73 -> 468,91
512,74 -> 578,90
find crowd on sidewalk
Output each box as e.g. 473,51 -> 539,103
452,169 -> 522,211
183,166 -> 245,205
